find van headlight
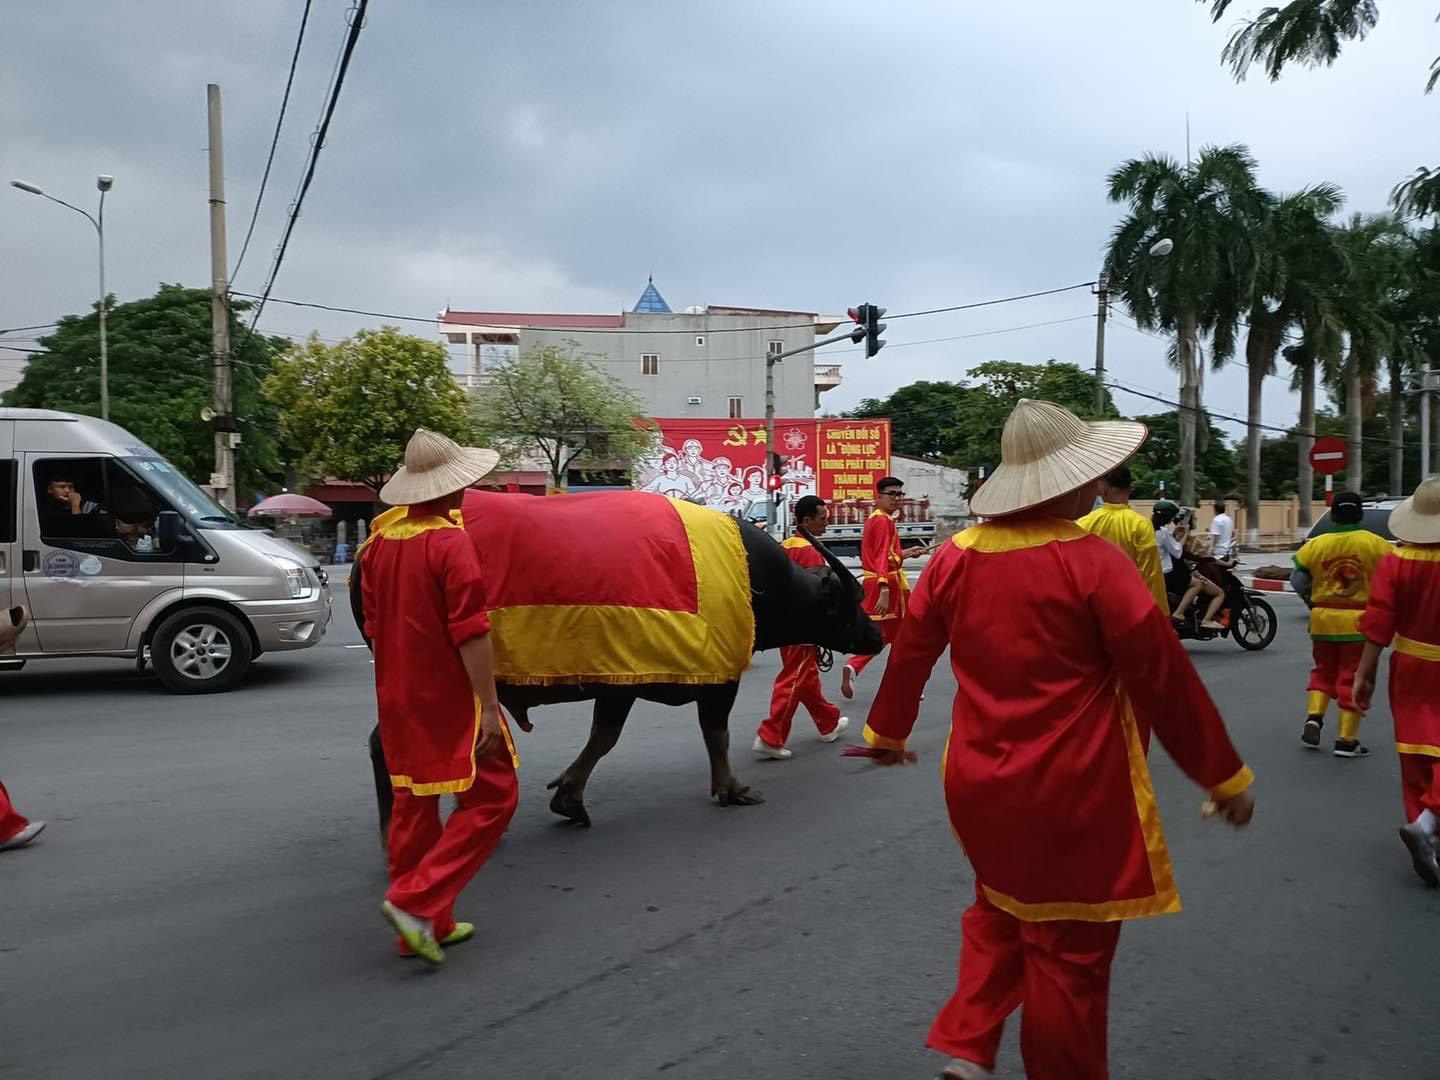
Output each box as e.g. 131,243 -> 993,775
285,565 -> 308,599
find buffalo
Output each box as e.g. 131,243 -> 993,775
351,491 -> 880,833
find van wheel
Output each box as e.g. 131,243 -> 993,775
150,607 -> 253,694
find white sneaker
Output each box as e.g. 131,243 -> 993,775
840,664 -> 857,700
751,736 -> 792,761
942,1059 -> 994,1080
818,716 -> 850,743
0,820 -> 46,851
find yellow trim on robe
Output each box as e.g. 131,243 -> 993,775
1396,741 -> 1440,758
1395,635 -> 1440,662
940,728 -> 967,852
952,517 -> 1091,554
388,701 -> 519,794
1395,545 -> 1440,563
862,722 -> 908,752
980,696 -> 1182,923
1209,765 -> 1255,802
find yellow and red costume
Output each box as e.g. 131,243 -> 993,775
1076,501 -> 1168,611
0,778 -> 31,842
847,509 -> 908,678
756,534 -> 842,748
360,508 -> 520,944
862,515 -> 1251,1078
1358,545 -> 1440,822
1293,526 -> 1393,737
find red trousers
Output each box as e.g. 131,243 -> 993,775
928,881 -> 1122,1079
0,778 -> 29,842
757,646 -> 841,747
1307,640 -> 1365,714
1400,753 -> 1440,823
848,617 -> 900,678
386,742 -> 518,940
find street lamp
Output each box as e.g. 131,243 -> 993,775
1094,236 -> 1173,415
10,175 -> 113,421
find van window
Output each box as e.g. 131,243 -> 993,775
0,459 -> 15,543
33,458 -> 173,556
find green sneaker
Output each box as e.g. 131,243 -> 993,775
380,901 -> 444,966
399,921 -> 473,958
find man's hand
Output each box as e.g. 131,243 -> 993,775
871,748 -> 919,767
1353,670 -> 1375,712
476,703 -> 505,759
903,546 -> 926,559
1212,788 -> 1255,828
874,587 -> 890,616
68,492 -> 83,513
0,606 -> 27,652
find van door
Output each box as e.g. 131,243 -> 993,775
22,455 -> 187,654
0,456 -> 17,657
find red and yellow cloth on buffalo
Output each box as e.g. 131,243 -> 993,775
862,515 -> 1252,923
1293,525 -> 1393,641
860,509 -> 908,621
375,491 -> 755,687
1359,545 -> 1440,759
360,510 -> 508,795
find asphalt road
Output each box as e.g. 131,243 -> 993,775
2,586 -> 1437,1079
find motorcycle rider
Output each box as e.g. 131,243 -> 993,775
1155,502 -> 1224,630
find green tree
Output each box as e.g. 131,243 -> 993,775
1201,1 -> 1440,215
851,380 -> 969,460
264,326 -> 474,494
1128,410 -> 1240,501
1105,144 -> 1268,505
3,284 -> 286,501
470,344 -> 655,491
943,360 -> 1118,469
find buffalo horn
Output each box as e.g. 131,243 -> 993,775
800,527 -> 862,599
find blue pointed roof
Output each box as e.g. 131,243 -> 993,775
632,277 -> 671,313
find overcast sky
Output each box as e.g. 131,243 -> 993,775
4,1 -> 1437,445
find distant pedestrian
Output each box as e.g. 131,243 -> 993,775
360,429 -> 519,966
753,496 -> 848,759
0,607 -> 44,853
841,477 -> 925,699
1354,477 -> 1440,886
1293,491 -> 1393,757
1210,500 -> 1237,560
1076,464 -> 1167,610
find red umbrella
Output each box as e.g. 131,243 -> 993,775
248,493 -> 334,518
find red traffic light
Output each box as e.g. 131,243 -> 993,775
847,306 -> 863,323
767,474 -> 784,491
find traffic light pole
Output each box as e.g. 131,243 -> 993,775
763,327 -> 867,533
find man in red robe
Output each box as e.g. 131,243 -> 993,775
1354,476 -> 1440,887
841,476 -> 925,699
0,607 -> 44,853
753,495 -> 848,759
361,429 -> 519,966
861,400 -> 1255,1080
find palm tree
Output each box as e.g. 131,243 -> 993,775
1239,185 -> 1344,543
1106,144 -> 1268,505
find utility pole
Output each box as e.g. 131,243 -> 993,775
1420,367 -> 1436,483
207,83 -> 235,510
1093,272 -> 1107,417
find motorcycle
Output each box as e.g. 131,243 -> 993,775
1169,565 -> 1278,651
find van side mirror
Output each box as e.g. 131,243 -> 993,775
157,510 -> 184,552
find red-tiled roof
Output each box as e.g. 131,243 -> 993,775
440,310 -> 625,329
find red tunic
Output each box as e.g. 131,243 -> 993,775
863,515 -> 1251,922
860,509 -> 908,621
361,513 -> 497,794
1358,545 -> 1440,758
782,532 -> 825,571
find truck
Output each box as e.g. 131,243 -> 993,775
1,408 -> 331,692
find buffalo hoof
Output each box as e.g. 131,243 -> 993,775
546,777 -> 592,827
715,782 -> 765,807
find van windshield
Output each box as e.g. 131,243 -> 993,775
123,457 -> 244,530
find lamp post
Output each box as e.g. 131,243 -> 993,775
10,175 -> 114,420
1094,237 -> 1173,416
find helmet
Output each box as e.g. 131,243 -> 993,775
1152,498 -> 1179,526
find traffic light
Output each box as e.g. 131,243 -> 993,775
768,452 -> 788,491
847,303 -> 887,358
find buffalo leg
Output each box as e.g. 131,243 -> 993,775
697,682 -> 764,807
545,695 -> 634,827
368,724 -> 393,846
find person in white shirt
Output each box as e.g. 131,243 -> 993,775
1210,501 -> 1236,560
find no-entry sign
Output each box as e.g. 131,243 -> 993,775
1309,435 -> 1348,477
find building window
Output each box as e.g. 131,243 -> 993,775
695,335 -> 706,347
642,353 -> 659,376
728,396 -> 744,419
767,340 -> 784,358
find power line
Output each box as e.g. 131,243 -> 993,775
887,282 -> 1095,320
244,0 -> 369,335
231,0 -> 313,286
0,323 -> 58,335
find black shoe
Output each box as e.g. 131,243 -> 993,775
1301,717 -> 1323,748
1333,739 -> 1370,758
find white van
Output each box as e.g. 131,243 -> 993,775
0,408 -> 331,692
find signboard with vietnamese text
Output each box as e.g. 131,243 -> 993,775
816,419 -> 893,503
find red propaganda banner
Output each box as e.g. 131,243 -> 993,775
634,418 -> 890,515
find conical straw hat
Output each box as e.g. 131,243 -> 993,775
1389,476 -> 1440,545
969,399 -> 1148,518
378,428 -> 500,506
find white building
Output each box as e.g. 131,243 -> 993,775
437,278 -> 846,417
